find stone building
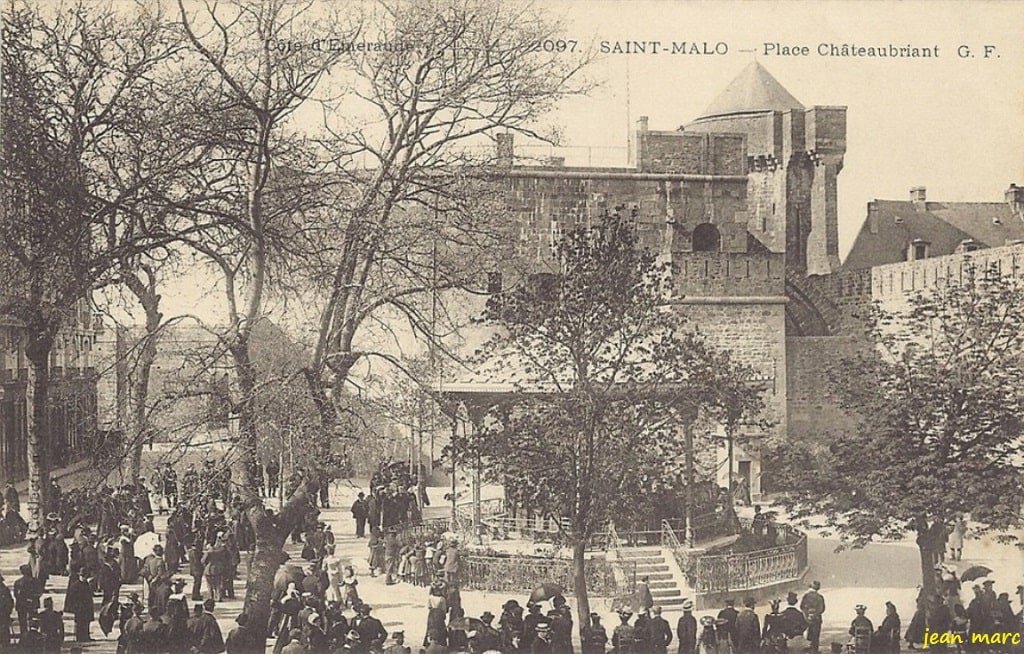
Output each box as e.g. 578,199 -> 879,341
0,299 -> 104,483
478,61 -> 1024,499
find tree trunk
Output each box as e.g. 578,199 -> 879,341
24,331 -> 53,530
572,539 -> 591,642
243,478 -> 317,641
125,273 -> 163,482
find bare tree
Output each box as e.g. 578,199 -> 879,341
174,0 -> 353,631
301,0 -> 594,442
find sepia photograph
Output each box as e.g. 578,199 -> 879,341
0,0 -> 1022,652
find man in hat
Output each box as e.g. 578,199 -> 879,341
800,581 -> 825,653
13,562 -> 42,640
735,597 -> 761,654
65,567 -> 95,642
187,598 -> 225,654
779,591 -> 808,652
532,620 -> 555,653
581,612 -> 609,654
634,607 -> 651,653
468,612 -> 501,653
97,547 -> 122,605
649,606 -> 673,654
613,611 -> 636,654
967,584 -> 992,640
384,629 -> 410,654
355,603 -> 388,648
38,595 -> 64,653
523,602 -> 545,648
677,600 -> 698,654
849,605 -> 873,654
717,599 -> 739,653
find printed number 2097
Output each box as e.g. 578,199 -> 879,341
532,40 -> 578,53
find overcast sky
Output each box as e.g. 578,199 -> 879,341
538,0 -> 1024,256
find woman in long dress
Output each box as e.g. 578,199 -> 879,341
424,582 -> 448,647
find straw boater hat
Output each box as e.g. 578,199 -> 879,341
682,599 -> 694,611
700,616 -> 716,627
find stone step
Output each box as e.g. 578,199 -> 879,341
618,549 -> 663,558
651,588 -> 682,598
632,564 -> 670,573
623,556 -> 665,565
647,580 -> 677,589
632,572 -> 673,582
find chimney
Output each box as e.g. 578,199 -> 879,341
495,133 -> 514,167
868,201 -> 879,234
1006,183 -> 1024,216
910,186 -> 927,210
630,116 -> 649,168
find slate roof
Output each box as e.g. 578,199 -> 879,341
695,61 -> 805,121
842,200 -> 1023,271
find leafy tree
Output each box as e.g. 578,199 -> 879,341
774,265 -> 1024,593
452,208 -> 764,634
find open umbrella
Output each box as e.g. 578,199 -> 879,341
529,582 -> 566,604
134,531 -> 160,557
960,565 -> 993,582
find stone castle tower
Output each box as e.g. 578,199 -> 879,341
685,61 -> 846,277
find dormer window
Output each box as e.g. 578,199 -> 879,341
908,239 -> 930,261
957,239 -> 982,254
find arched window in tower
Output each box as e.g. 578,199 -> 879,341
692,223 -> 721,252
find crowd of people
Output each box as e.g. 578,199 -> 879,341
0,456 -> 295,651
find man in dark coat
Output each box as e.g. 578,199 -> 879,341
0,573 -> 13,647
38,595 -> 64,653
187,599 -> 225,654
66,567 -> 95,642
779,591 -> 808,639
189,544 -> 205,601
717,599 -> 739,651
98,548 -> 122,605
649,606 -> 673,654
355,604 -> 388,649
351,493 -> 368,538
523,602 -> 545,649
581,613 -> 609,654
677,600 -> 698,654
735,597 -> 762,654
13,563 -> 42,639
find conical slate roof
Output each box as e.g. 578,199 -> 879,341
696,61 -> 804,120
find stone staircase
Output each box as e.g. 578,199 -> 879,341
618,547 -> 688,609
